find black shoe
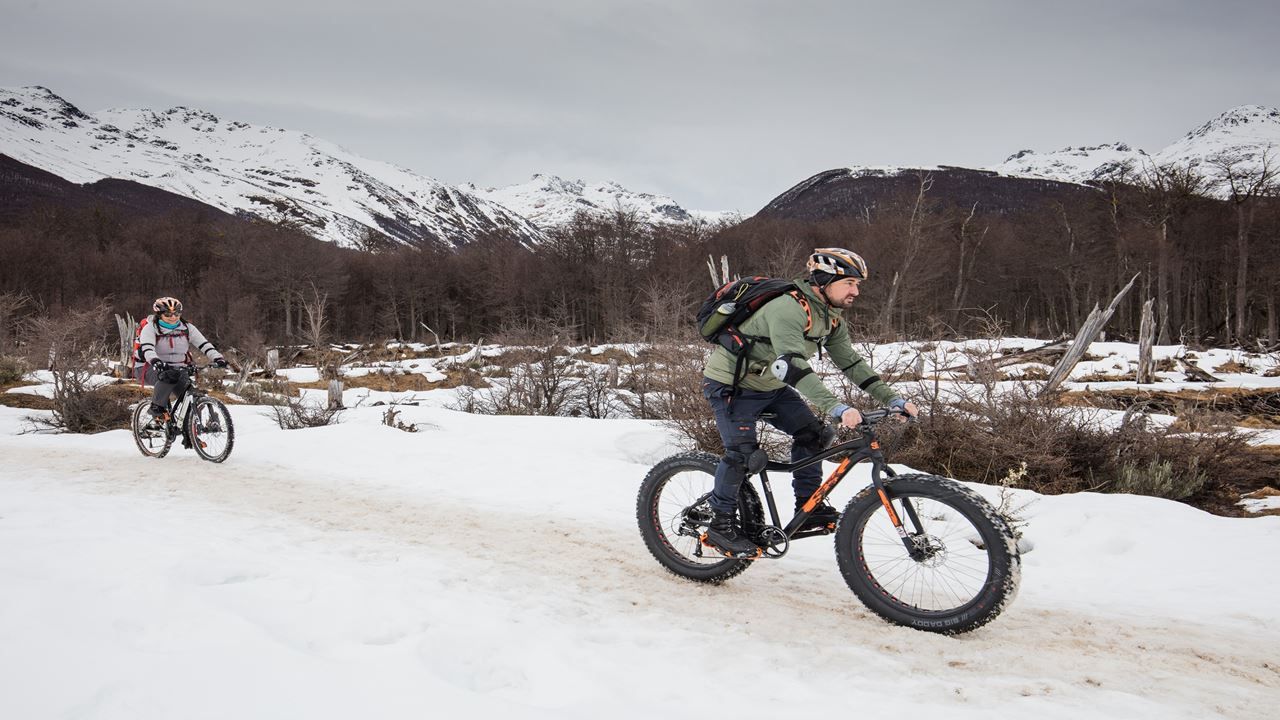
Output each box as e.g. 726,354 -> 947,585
795,498 -> 841,531
703,511 -> 761,558
143,404 -> 166,432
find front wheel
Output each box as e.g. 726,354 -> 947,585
636,452 -> 763,584
131,401 -> 173,458
835,474 -> 1020,634
186,397 -> 234,463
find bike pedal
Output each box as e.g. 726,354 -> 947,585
790,526 -> 836,540
699,535 -> 764,560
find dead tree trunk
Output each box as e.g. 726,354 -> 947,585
1157,220 -> 1171,344
1041,273 -> 1140,396
706,254 -> 732,289
1136,298 -> 1156,384
113,312 -> 137,375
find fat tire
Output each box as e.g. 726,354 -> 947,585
835,473 -> 1021,634
187,397 -> 235,463
131,401 -> 173,459
637,452 -> 763,584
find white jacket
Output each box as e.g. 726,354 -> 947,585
137,318 -> 224,366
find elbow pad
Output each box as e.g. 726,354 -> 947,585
769,353 -> 813,387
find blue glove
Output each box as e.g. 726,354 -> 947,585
888,398 -> 908,412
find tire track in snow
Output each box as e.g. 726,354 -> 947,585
5,443 -> 1276,718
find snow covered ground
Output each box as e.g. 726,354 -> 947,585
2,384 -> 1278,719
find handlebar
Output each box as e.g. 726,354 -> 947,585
857,407 -> 916,426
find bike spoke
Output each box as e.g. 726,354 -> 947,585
856,493 -> 993,613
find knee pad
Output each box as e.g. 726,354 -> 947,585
724,443 -> 769,474
794,420 -> 836,454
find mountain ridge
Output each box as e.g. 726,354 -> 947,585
0,86 -> 730,249
988,104 -> 1280,192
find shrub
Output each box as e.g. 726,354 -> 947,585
0,355 -> 28,386
23,303 -> 119,433
265,393 -> 343,429
382,405 -> 420,433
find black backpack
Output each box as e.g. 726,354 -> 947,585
696,276 -> 834,393
696,276 -> 799,355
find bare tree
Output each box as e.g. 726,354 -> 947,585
0,291 -> 30,355
877,172 -> 936,336
950,202 -> 987,326
1210,148 -> 1278,342
25,303 -> 124,432
1138,161 -> 1206,343
300,282 -> 329,352
640,279 -> 695,341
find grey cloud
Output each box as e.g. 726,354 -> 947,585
2,1 -> 1277,212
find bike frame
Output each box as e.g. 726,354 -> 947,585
749,409 -> 928,558
162,367 -> 206,430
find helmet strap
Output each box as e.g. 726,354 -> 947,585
810,275 -> 838,308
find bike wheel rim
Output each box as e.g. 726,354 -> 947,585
654,470 -> 723,567
192,401 -> 230,457
855,493 -> 994,614
133,403 -> 167,454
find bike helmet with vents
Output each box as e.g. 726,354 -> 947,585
152,297 -> 183,315
806,248 -> 868,282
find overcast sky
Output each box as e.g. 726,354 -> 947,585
2,0 -> 1277,213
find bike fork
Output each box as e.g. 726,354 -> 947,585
869,462 -> 928,559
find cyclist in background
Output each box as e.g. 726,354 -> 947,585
136,296 -> 228,429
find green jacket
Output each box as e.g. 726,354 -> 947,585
702,279 -> 902,416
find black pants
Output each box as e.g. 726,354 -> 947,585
137,364 -> 191,412
702,378 -> 825,514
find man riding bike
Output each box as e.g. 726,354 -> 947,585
701,248 -> 919,557
136,297 -> 229,430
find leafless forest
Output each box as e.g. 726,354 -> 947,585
1,163 -> 1278,352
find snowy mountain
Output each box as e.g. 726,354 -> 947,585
990,105 -> 1280,195
0,86 -> 546,249
462,173 -> 738,230
991,143 -> 1150,185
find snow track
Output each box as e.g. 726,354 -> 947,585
3,431 -> 1276,719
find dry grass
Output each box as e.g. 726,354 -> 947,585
1063,387 -> 1280,428
570,346 -> 635,366
1074,372 -> 1139,382
0,391 -> 54,410
1001,365 -> 1050,381
289,366 -> 490,392
356,343 -> 460,363
1239,486 -> 1280,517
1213,360 -> 1253,374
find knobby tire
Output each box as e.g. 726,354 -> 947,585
636,452 -> 763,584
131,401 -> 174,459
187,397 -> 235,463
834,473 -> 1021,634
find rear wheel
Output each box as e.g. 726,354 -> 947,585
637,452 -> 763,584
131,401 -> 173,458
835,474 -> 1020,634
187,397 -> 234,463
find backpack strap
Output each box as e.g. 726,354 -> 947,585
790,290 -> 813,335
